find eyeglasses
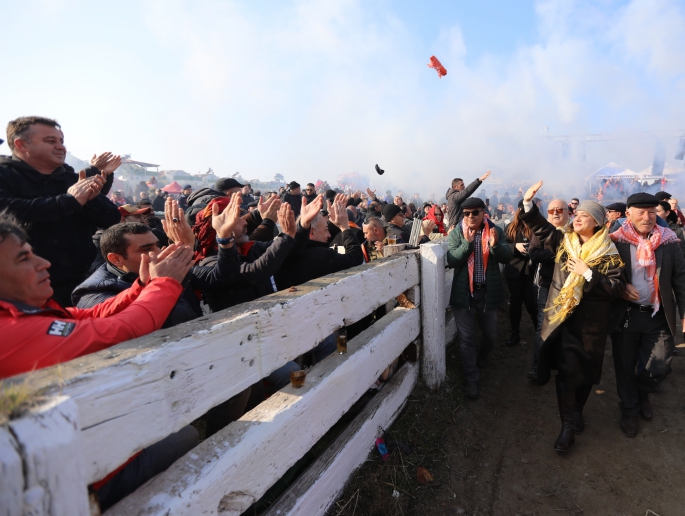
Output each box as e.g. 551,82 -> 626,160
547,208 -> 565,215
463,209 -> 481,217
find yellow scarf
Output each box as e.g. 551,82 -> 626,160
545,226 -> 623,324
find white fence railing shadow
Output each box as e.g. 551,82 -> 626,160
1,242 -> 455,516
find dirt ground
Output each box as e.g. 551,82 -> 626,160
327,302 -> 685,516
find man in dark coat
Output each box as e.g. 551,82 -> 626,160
274,195 -> 364,290
303,183 -> 318,204
608,193 -> 685,438
447,197 -> 512,399
280,181 -> 303,217
0,116 -> 121,305
445,170 -> 491,230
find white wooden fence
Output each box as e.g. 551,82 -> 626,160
0,242 -> 454,516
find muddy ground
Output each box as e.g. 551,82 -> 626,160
327,302 -> 685,516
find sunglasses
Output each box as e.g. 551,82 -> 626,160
305,188 -> 314,192
547,208 -> 565,215
463,209 -> 481,217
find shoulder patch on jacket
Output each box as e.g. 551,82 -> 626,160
47,320 -> 76,337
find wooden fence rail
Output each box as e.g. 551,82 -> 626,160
1,242 -> 455,516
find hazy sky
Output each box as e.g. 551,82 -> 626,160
1,0 -> 684,195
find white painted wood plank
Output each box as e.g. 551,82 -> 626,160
7,254 -> 419,484
106,307 -> 420,516
263,361 -> 418,516
444,268 -> 454,308
8,397 -> 89,516
445,308 -> 457,344
0,428 -> 23,516
420,243 -> 447,389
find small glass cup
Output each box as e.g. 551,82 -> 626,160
387,234 -> 397,245
290,370 -> 307,388
337,329 -> 348,355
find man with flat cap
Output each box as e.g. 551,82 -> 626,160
609,192 -> 685,437
281,181 -> 302,217
446,197 -> 512,399
606,202 -> 626,231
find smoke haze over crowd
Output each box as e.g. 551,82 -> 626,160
1,0 -> 684,197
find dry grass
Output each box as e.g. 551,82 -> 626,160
0,377 -> 49,425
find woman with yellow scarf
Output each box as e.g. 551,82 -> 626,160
520,181 -> 625,453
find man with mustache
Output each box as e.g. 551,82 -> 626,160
0,116 -> 121,305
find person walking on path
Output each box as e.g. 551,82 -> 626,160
520,181 -> 625,452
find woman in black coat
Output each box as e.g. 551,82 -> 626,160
503,200 -> 538,346
520,181 -> 625,452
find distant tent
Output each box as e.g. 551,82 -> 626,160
161,181 -> 183,194
590,162 -> 637,180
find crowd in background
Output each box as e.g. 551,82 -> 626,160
1,116 -> 685,510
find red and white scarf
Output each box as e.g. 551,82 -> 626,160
610,220 -> 679,315
461,219 -> 490,294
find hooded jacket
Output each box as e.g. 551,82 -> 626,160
0,155 -> 120,291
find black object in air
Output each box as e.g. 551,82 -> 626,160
375,164 -> 384,175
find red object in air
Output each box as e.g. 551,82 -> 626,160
427,55 -> 447,78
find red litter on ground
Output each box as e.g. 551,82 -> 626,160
376,438 -> 390,461
427,55 -> 447,78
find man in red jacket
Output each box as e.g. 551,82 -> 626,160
0,211 -> 199,510
0,212 -> 195,379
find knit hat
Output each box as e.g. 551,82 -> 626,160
575,200 -> 606,226
382,203 -> 403,222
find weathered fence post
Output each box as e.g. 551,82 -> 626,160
8,396 -> 89,516
420,242 -> 447,388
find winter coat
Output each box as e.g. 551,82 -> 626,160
446,220 -> 512,310
520,204 -> 625,388
445,178 -> 483,228
275,227 -> 364,290
280,191 -> 302,217
0,155 -> 120,291
503,225 -> 534,279
0,277 -> 182,379
200,233 -> 298,311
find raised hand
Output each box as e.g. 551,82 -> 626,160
479,170 -> 491,182
259,194 -> 281,222
328,196 -> 350,231
464,227 -> 475,243
143,243 -> 195,283
300,194 -> 324,229
162,197 -> 196,247
488,227 -> 498,247
366,187 -> 377,200
91,152 -> 122,175
524,181 -> 543,203
68,170 -> 103,205
277,203 -> 296,237
212,193 -> 242,239
421,219 -> 436,236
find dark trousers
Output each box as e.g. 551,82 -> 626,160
533,285 -> 550,368
611,308 -> 674,417
205,386 -> 252,438
506,274 -> 537,333
97,425 -> 199,511
453,288 -> 497,382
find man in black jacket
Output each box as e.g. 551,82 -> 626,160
445,170 -> 491,230
281,181 -> 303,217
274,194 -> 364,290
0,116 -> 121,305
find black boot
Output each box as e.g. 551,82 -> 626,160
573,383 -> 593,434
554,376 -> 575,452
506,331 -> 520,347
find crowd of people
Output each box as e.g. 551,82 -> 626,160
1,116 -> 684,509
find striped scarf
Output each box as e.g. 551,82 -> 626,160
461,219 -> 490,294
610,220 -> 679,315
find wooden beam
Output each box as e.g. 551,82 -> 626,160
420,243 -> 447,389
0,428 -> 23,516
7,253 -> 419,484
263,361 -> 418,516
107,307 -> 420,516
8,396 -> 90,516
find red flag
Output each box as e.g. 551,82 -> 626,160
427,55 -> 447,78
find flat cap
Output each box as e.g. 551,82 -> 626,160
461,197 -> 486,209
626,193 -> 659,208
655,191 -> 672,201
605,202 -> 626,213
215,177 -> 244,191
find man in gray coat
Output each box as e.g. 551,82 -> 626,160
609,193 -> 685,438
445,170 -> 491,230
